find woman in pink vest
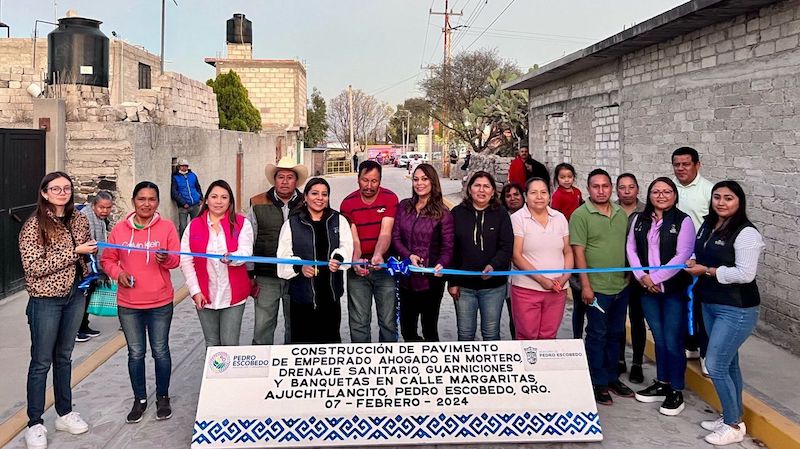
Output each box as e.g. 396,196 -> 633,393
180,180 -> 253,347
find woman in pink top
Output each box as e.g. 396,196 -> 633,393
180,180 -> 253,347
626,177 -> 695,417
510,178 -> 573,339
101,181 -> 180,423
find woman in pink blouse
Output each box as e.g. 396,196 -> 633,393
510,178 -> 573,340
626,177 -> 695,417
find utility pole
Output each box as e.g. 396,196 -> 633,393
348,85 -> 354,155
160,0 -> 165,73
430,0 -> 461,176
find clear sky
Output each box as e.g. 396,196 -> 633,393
5,0 -> 684,107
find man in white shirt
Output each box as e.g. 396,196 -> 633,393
672,147 -> 714,230
671,146 -> 714,367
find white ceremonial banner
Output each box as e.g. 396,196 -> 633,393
192,339 -> 602,448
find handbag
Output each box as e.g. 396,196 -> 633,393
87,278 -> 118,317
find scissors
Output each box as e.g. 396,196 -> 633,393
590,297 -> 606,314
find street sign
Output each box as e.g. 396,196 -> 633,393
192,339 -> 602,448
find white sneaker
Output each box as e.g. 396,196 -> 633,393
54,411 -> 89,435
24,424 -> 47,449
700,416 -> 724,431
701,417 -> 747,433
704,423 -> 745,445
686,349 -> 700,359
701,357 -> 709,376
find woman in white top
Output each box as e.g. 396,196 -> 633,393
510,177 -> 573,339
180,180 -> 253,346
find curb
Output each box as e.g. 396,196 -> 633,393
0,285 -> 190,448
630,324 -> 800,449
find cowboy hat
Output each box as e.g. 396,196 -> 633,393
265,156 -> 308,186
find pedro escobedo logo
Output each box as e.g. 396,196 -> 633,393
209,351 -> 231,373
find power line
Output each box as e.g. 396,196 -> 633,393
451,0 -> 487,50
461,0 -> 517,52
368,72 -> 423,97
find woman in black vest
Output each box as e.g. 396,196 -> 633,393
276,178 -> 354,344
626,177 -> 695,416
685,180 -> 763,446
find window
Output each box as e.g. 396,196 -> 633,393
138,63 -> 151,89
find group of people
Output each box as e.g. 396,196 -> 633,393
19,146 -> 761,448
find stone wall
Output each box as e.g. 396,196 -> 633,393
463,154 -> 513,187
525,0 -> 800,354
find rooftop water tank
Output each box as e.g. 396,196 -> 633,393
226,13 -> 252,44
47,15 -> 109,87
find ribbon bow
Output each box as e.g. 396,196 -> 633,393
386,257 -> 411,277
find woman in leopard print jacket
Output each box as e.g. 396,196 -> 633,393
18,172 -> 98,447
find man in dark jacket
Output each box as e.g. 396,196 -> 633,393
247,156 -> 308,345
170,158 -> 203,237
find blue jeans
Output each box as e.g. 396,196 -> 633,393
641,292 -> 687,389
455,285 -> 506,341
703,303 -> 759,425
118,303 -> 174,399
584,288 -> 629,387
26,288 -> 85,427
347,269 -> 398,342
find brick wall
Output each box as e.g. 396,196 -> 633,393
525,0 -> 800,354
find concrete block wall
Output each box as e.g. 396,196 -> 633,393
132,124 -> 279,223
145,72 -> 218,129
109,40 -> 162,105
227,43 -> 253,60
525,0 -> 800,354
0,38 -> 47,78
0,66 -> 39,124
216,62 -> 307,131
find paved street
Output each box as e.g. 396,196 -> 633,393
2,168 -> 762,448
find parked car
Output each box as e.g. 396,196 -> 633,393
396,154 -> 410,168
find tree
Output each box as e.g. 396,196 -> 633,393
206,70 -> 262,132
388,98 -> 431,144
305,88 -> 328,148
327,88 -> 393,151
420,49 -> 522,153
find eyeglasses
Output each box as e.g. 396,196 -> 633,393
651,190 -> 674,197
47,186 -> 72,194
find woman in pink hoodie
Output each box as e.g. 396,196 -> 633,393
100,181 -> 180,425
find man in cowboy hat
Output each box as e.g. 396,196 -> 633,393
248,156 -> 308,345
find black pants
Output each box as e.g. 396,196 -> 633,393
619,285 -> 645,365
399,282 -> 444,342
79,283 -> 95,332
571,275 -> 587,339
290,298 -> 342,344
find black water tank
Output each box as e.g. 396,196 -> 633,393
47,16 -> 109,87
226,13 -> 252,44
